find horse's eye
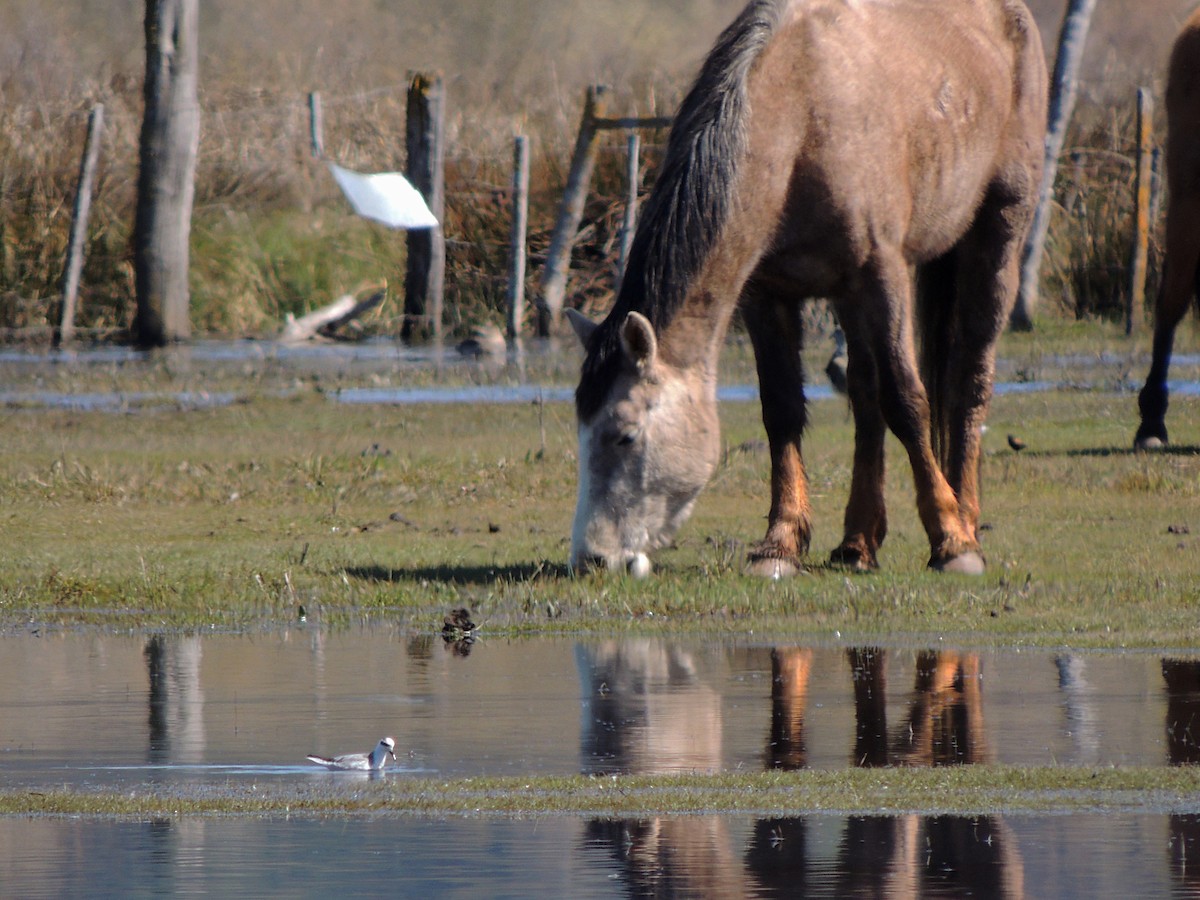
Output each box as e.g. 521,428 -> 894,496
616,430 -> 638,447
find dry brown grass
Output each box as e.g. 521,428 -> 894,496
0,0 -> 1194,336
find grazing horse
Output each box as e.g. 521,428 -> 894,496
567,0 -> 1047,577
1134,8 -> 1200,450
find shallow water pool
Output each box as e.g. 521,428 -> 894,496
4,633 -> 1200,897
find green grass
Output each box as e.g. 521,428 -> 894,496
1,359 -> 1198,645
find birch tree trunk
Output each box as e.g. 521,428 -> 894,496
133,0 -> 200,346
1010,0 -> 1098,331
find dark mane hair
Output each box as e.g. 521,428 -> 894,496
575,0 -> 785,420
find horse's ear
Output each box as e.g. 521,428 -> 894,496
619,312 -> 657,373
565,308 -> 598,346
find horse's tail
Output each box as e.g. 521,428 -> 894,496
916,253 -> 958,470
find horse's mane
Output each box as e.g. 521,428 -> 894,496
575,0 -> 786,421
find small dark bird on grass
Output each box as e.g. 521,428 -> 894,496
1007,434 -> 1027,452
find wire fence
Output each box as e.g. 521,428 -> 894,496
0,54 -> 1174,340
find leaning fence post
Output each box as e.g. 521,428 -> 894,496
616,132 -> 641,293
403,72 -> 446,342
57,103 -> 106,347
1127,86 -> 1155,336
507,135 -> 530,340
537,85 -> 609,336
308,91 -> 324,159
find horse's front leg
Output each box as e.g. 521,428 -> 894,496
742,293 -> 811,578
830,328 -> 888,570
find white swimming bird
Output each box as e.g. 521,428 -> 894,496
306,736 -> 397,771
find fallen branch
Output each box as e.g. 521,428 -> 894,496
278,290 -> 385,342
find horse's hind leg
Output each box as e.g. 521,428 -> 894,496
933,216 -> 1020,547
829,325 -> 888,571
842,249 -> 981,573
1135,190 -> 1200,448
742,290 -> 811,578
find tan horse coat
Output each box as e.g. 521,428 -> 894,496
570,0 -> 1047,576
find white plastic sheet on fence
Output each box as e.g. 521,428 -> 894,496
328,162 -> 437,229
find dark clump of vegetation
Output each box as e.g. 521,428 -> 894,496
1041,104 -> 1164,323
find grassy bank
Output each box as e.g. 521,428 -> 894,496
5,767 -> 1200,818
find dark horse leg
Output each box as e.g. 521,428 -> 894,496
930,187 -> 1028,547
836,248 -> 981,572
1135,190 -> 1200,448
742,289 -> 811,578
829,325 -> 888,570
1137,16 -> 1200,450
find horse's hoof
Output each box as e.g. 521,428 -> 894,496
931,551 -> 985,575
829,546 -> 877,572
745,556 -> 800,579
1134,435 -> 1165,451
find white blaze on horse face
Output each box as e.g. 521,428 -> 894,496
570,314 -> 720,574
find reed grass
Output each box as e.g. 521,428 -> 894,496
0,0 -> 1195,338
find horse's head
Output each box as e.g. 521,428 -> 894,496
567,309 -> 720,577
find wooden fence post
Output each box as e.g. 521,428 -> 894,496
616,132 -> 641,293
403,72 -> 446,342
57,103 -> 105,347
507,135 -> 530,340
537,85 -> 608,336
1010,0 -> 1098,331
1127,86 -> 1154,336
1150,147 -> 1164,224
308,91 -> 324,159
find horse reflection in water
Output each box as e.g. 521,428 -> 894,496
761,648 -> 1022,898
1163,659 -> 1200,895
766,648 -> 989,770
579,642 -> 1024,897
579,640 -> 748,897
